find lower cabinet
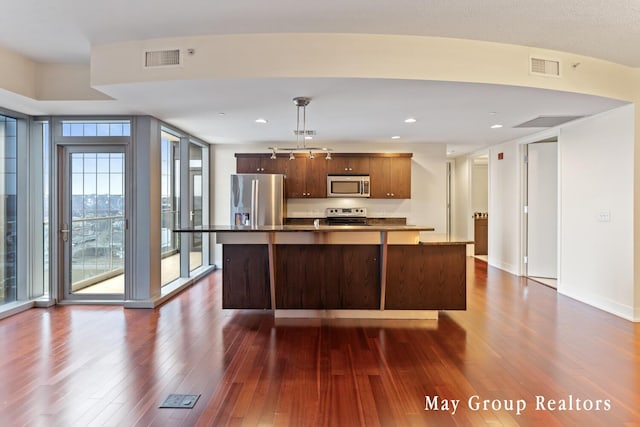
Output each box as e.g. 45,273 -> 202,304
275,245 -> 380,309
385,244 -> 466,310
474,218 -> 488,255
223,245 -> 271,309
221,242 -> 467,311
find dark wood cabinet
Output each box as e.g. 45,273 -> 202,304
369,156 -> 412,199
222,245 -> 271,309
236,154 -> 286,174
474,218 -> 488,255
219,238 -> 466,311
236,152 -> 411,199
327,155 -> 370,175
275,244 -> 380,309
385,244 -> 466,310
284,154 -> 327,198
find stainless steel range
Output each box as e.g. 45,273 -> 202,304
325,207 -> 368,225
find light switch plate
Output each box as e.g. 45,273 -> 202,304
597,210 -> 611,222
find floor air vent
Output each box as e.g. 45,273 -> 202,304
159,394 -> 200,409
144,49 -> 181,67
530,57 -> 560,77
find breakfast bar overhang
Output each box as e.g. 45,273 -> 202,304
175,225 -> 468,319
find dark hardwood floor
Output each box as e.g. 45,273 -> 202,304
1,259 -> 639,426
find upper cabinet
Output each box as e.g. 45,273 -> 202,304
236,154 -> 285,174
369,155 -> 412,199
285,154 -> 327,198
327,155 -> 370,175
235,152 -> 411,199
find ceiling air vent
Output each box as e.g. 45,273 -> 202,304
530,57 -> 560,77
515,116 -> 583,128
144,49 -> 181,68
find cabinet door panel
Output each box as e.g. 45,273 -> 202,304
323,246 -> 380,309
349,157 -> 370,175
223,245 -> 271,309
327,156 -> 370,175
261,157 -> 287,174
236,156 -> 261,173
327,157 -> 351,174
390,157 -> 411,199
306,158 -> 327,198
369,157 -> 411,199
284,156 -> 306,198
369,157 -> 390,198
275,245 -> 380,309
275,245 -> 323,308
385,245 -> 466,310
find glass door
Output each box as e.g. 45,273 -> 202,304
60,146 -> 126,300
189,143 -> 203,271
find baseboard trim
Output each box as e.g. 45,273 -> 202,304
124,265 -> 216,309
558,287 -> 636,322
0,301 -> 35,320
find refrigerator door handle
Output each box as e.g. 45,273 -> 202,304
251,179 -> 259,227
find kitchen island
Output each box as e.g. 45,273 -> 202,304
175,225 -> 468,319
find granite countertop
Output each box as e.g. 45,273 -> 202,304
174,224 -> 435,233
419,240 -> 473,246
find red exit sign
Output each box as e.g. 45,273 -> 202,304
498,152 -> 504,160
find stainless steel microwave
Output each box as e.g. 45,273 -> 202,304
326,175 -> 370,198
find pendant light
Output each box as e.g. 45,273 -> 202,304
268,97 -> 333,160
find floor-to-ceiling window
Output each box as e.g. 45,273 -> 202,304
160,128 -> 210,287
42,122 -> 50,298
189,143 -> 203,272
55,119 -> 130,300
161,130 -> 181,286
0,114 -> 17,306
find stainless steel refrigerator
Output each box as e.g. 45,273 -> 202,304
230,174 -> 285,226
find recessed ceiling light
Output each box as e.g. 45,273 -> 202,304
404,118 -> 417,123
255,118 -> 268,124
490,124 -> 503,129
391,136 -> 401,139
489,111 -> 497,115
218,112 -> 226,116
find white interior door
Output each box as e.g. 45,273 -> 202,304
527,142 -> 558,279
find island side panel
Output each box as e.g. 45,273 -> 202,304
222,244 -> 271,309
385,244 -> 466,310
275,245 -> 380,309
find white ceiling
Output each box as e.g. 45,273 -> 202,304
0,1 -> 636,155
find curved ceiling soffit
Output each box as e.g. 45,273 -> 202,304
90,33 -> 636,103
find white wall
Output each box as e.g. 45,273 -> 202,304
558,105 -> 635,320
453,104 -> 637,321
488,141 -> 522,275
211,142 -> 447,266
452,156 -> 471,241
471,163 -> 489,213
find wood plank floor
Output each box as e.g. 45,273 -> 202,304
1,258 -> 639,426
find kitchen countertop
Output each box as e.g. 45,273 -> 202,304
419,240 -> 473,246
174,224 -> 435,233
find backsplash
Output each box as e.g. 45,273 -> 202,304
286,198 -> 412,218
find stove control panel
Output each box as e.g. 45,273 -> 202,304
326,207 -> 367,217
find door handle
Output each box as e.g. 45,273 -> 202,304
60,223 -> 70,242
